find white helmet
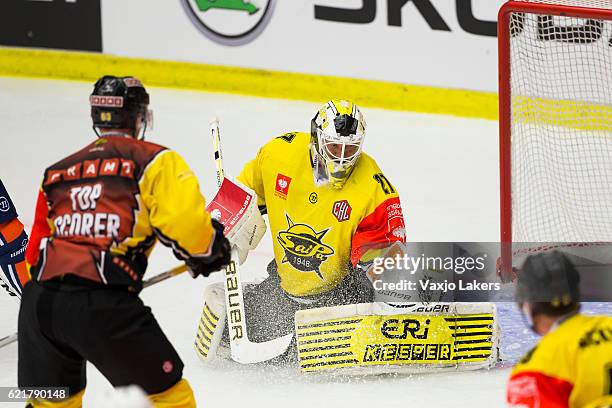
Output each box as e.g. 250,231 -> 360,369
310,100 -> 366,189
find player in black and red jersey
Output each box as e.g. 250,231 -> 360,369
20,75 -> 231,407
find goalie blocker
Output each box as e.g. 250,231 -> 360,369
295,302 -> 500,374
205,176 -> 266,265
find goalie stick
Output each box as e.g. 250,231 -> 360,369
0,263 -> 189,350
209,118 -> 293,364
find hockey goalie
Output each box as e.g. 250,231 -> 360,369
198,100 -> 500,373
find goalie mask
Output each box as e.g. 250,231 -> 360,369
310,100 -> 366,189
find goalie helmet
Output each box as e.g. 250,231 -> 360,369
310,100 -> 366,189
90,75 -> 151,139
516,251 -> 580,327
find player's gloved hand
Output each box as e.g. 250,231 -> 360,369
186,219 -> 232,278
206,177 -> 266,265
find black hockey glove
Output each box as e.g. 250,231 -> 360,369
186,219 -> 232,278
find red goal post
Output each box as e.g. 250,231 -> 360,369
498,0 -> 612,280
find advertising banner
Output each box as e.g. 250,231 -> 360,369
101,1 -> 504,92
0,0 -> 102,52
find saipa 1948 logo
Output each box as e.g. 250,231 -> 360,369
277,213 -> 334,279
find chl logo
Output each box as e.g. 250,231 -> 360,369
277,213 -> 334,279
182,0 -> 276,46
332,200 -> 351,222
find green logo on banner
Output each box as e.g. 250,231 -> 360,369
195,0 -> 259,15
183,0 -> 276,46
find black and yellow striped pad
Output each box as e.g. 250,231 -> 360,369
194,303 -> 220,359
296,311 -> 497,373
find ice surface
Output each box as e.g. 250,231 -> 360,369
0,77 -> 609,407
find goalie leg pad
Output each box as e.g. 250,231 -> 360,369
195,262 -> 301,363
295,302 -> 500,374
194,282 -> 226,361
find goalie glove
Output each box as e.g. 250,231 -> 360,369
206,177 -> 266,265
186,218 -> 232,278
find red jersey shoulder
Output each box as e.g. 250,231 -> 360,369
43,137 -> 167,186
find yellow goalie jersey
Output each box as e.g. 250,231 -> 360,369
507,313 -> 612,408
238,132 -> 406,297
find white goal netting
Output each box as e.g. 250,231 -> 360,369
507,1 -> 612,243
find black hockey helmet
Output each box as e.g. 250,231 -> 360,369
90,75 -> 149,135
516,250 -> 580,317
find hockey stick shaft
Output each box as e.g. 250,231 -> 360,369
211,118 -> 225,188
210,119 -> 248,360
0,263 -> 189,349
143,263 -> 188,288
209,119 -> 293,364
0,333 -> 17,348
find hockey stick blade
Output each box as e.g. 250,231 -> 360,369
224,249 -> 294,364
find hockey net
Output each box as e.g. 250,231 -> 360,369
498,0 -> 612,277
